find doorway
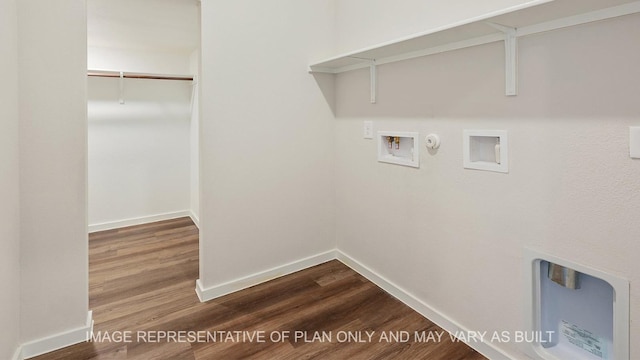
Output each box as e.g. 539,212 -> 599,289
86,0 -> 200,229
85,0 -> 201,303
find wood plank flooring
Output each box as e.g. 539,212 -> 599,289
32,217 -> 486,360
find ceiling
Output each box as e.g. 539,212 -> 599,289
87,0 -> 200,53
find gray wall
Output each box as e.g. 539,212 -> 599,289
334,13 -> 640,359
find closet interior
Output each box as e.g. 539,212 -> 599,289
86,0 -> 201,231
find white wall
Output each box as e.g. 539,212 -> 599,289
198,0 -> 336,288
88,46 -> 192,75
0,0 -> 21,357
332,0 -> 532,54
87,37 -> 198,227
334,12 -> 640,360
18,0 -> 89,344
88,77 -> 192,227
189,49 -> 200,223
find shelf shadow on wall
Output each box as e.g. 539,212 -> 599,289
312,73 -> 336,116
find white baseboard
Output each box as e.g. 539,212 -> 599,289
189,210 -> 200,228
20,311 -> 93,360
11,346 -> 21,360
196,250 -> 336,302
88,210 -> 192,233
195,249 -> 513,359
335,250 -> 515,360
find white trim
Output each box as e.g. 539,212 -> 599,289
11,346 -> 22,360
88,210 -> 191,233
189,210 -> 200,228
335,250 -> 516,360
196,249 -> 521,359
195,250 -> 337,302
20,311 -> 93,360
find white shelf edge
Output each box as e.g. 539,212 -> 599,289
309,0 -> 551,71
517,1 -> 640,37
309,33 -> 506,75
309,0 -> 640,76
375,33 -> 504,69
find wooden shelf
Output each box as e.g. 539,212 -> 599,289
309,0 -> 640,99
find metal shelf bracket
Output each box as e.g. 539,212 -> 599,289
370,61 -> 377,104
346,56 -> 377,104
488,22 -> 518,96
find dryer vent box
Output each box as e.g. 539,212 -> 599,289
463,130 -> 508,173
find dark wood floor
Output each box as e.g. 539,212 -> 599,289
33,217 -> 486,359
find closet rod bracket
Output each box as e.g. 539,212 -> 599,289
119,71 -> 125,104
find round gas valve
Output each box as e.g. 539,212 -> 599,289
425,134 -> 440,149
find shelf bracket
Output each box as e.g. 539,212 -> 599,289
487,23 -> 518,96
347,56 -> 377,103
504,29 -> 518,96
370,61 -> 377,104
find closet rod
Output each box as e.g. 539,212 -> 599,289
87,70 -> 193,81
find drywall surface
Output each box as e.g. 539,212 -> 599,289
199,0 -> 336,287
333,0 -> 533,55
88,46 -> 192,75
88,77 -> 192,226
18,0 -> 89,343
334,13 -> 640,359
0,0 -> 21,357
87,0 -> 199,54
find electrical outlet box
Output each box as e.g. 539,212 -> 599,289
463,130 -> 508,173
377,131 -> 419,168
364,121 -> 373,139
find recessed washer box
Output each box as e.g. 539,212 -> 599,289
463,129 -> 508,173
377,131 -> 419,168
